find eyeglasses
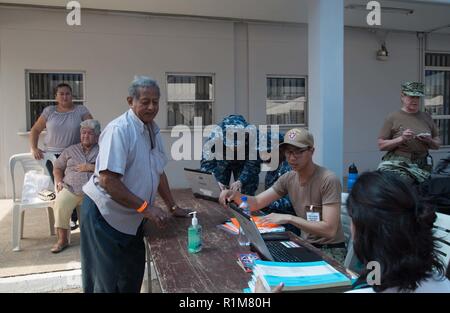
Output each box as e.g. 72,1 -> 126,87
284,147 -> 310,157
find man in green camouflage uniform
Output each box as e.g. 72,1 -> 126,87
378,81 -> 441,184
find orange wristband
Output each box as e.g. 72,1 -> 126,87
136,201 -> 148,213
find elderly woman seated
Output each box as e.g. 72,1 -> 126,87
51,119 -> 100,253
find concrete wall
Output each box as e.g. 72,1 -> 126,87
0,7 -> 236,196
1,7 -> 450,197
427,33 -> 450,52
247,23 -> 308,125
343,29 -> 450,174
0,7 -> 308,197
344,28 -> 421,173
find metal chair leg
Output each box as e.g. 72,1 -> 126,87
144,237 -> 152,293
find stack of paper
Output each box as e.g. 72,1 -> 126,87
217,216 -> 285,235
248,260 -> 352,292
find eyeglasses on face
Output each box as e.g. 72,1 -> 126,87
284,147 -> 310,157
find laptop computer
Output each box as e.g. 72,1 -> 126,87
227,202 -> 323,263
184,168 -> 223,202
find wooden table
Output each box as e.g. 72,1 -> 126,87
145,189 -> 352,293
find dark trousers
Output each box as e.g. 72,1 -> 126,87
80,195 -> 145,293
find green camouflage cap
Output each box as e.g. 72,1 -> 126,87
401,81 -> 425,97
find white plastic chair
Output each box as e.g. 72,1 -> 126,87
340,193 -> 351,245
9,153 -> 56,251
434,212 -> 450,269
341,192 -> 361,272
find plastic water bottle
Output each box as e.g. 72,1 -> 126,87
237,196 -> 251,246
347,163 -> 358,192
239,196 -> 250,217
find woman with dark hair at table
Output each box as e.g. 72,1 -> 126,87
255,171 -> 450,293
346,171 -> 450,293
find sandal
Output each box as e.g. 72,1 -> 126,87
51,242 -> 69,253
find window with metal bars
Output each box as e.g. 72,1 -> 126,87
424,53 -> 450,146
167,74 -> 213,127
266,76 -> 307,125
26,71 -> 85,130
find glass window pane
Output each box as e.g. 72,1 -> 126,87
266,77 -> 307,125
168,102 -> 212,126
434,119 -> 450,147
27,72 -> 84,130
167,75 -> 213,101
424,66 -> 450,145
426,53 -> 450,67
424,70 -> 448,116
267,77 -> 305,101
29,73 -> 84,100
266,99 -> 306,125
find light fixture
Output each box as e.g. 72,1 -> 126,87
345,4 -> 414,15
376,43 -> 389,61
369,30 -> 390,61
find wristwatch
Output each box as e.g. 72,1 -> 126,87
170,205 -> 179,213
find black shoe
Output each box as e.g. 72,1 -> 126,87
70,221 -> 79,231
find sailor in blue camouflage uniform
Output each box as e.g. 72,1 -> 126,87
200,115 -> 261,195
259,131 -> 300,235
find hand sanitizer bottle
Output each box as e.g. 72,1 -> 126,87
188,211 -> 202,253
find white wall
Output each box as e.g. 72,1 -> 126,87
427,33 -> 450,52
344,28 -> 450,174
248,23 -> 308,125
0,7 -> 311,197
1,6 -> 450,197
0,7 -> 236,196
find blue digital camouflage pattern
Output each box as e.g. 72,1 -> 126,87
200,115 -> 261,195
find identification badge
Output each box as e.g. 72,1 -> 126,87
306,205 -> 321,222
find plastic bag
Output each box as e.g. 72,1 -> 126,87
21,170 -> 51,203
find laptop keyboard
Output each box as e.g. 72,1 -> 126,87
266,241 -> 304,262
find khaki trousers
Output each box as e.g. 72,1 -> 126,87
54,188 -> 83,230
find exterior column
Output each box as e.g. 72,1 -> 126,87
308,0 -> 344,182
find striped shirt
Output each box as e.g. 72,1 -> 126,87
41,105 -> 91,153
54,143 -> 99,195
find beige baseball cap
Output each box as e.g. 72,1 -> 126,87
279,128 -> 314,149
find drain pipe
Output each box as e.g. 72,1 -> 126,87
417,31 -> 425,84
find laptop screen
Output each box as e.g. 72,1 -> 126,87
227,202 -> 275,261
184,168 -> 222,199
227,202 -> 324,263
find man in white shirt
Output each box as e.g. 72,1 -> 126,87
81,76 -> 190,293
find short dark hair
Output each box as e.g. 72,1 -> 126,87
347,171 -> 446,292
54,83 -> 72,96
